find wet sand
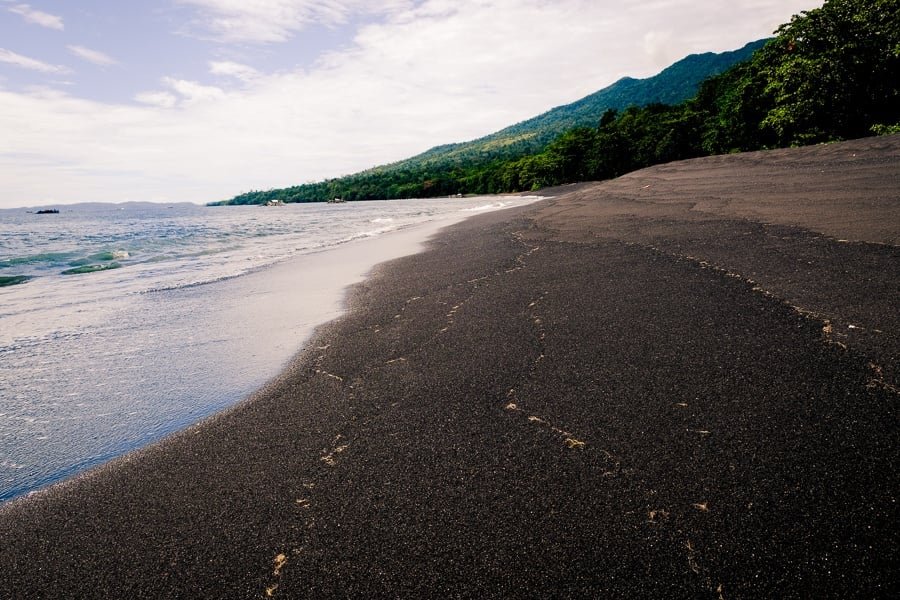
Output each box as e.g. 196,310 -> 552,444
1,136 -> 898,598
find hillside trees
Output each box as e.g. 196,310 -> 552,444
752,0 -> 898,144
696,0 -> 900,150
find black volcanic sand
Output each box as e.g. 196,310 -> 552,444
2,136 -> 898,598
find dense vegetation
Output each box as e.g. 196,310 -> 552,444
215,0 -> 899,205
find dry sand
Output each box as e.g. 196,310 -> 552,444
1,136 -> 897,598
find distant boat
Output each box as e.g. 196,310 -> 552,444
328,198 -> 345,204
265,200 -> 285,206
35,209 -> 60,214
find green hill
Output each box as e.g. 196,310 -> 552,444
217,0 -> 899,205
216,40 -> 765,205
392,39 -> 767,171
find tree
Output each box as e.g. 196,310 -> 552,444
759,0 -> 900,145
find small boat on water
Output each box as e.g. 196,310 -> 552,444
265,200 -> 285,206
35,209 -> 60,214
327,197 -> 345,204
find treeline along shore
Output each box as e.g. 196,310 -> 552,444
1,135 -> 897,597
215,0 -> 899,206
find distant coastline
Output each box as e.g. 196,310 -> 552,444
2,201 -> 201,212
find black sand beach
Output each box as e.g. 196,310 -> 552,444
1,136 -> 898,598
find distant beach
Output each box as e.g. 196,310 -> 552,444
1,135 -> 897,597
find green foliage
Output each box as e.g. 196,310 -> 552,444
693,61 -> 773,153
753,0 -> 900,146
871,123 -> 900,135
213,1 -> 899,206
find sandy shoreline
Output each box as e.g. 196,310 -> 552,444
1,136 -> 898,597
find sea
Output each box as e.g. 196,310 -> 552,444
0,197 -> 538,502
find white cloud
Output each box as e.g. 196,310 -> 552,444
210,61 -> 260,82
176,0 -> 413,43
1,0 -> 824,207
0,48 -> 70,74
163,77 -> 227,104
67,45 -> 119,67
134,91 -> 178,109
134,77 -> 227,109
8,3 -> 64,30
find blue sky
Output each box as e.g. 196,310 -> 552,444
0,0 -> 823,207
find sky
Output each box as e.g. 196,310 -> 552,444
0,0 -> 824,207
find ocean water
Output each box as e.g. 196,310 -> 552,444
0,197 -> 537,502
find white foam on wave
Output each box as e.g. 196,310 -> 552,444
460,195 -> 545,213
339,225 -> 398,243
460,201 -> 512,212
140,269 -> 256,294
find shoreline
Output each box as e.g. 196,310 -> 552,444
0,197 -> 543,504
1,138 -> 897,596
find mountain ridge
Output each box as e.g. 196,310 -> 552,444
365,39 -> 768,173
216,40 -> 766,204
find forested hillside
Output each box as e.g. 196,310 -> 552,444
214,42 -> 764,205
214,0 -> 899,205
386,40 -> 766,170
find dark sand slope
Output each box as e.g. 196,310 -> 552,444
1,136 -> 898,598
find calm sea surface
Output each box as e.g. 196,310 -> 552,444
0,197 -> 536,502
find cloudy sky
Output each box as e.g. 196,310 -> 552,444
0,0 -> 822,207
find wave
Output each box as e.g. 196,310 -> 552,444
2,249 -> 131,272
140,224 -> 407,294
0,252 -> 76,268
0,275 -> 31,287
140,263 -> 268,294
67,250 -> 130,267
338,225 -> 398,243
96,250 -> 130,261
61,263 -> 123,276
459,196 -> 545,213
459,201 -> 513,212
